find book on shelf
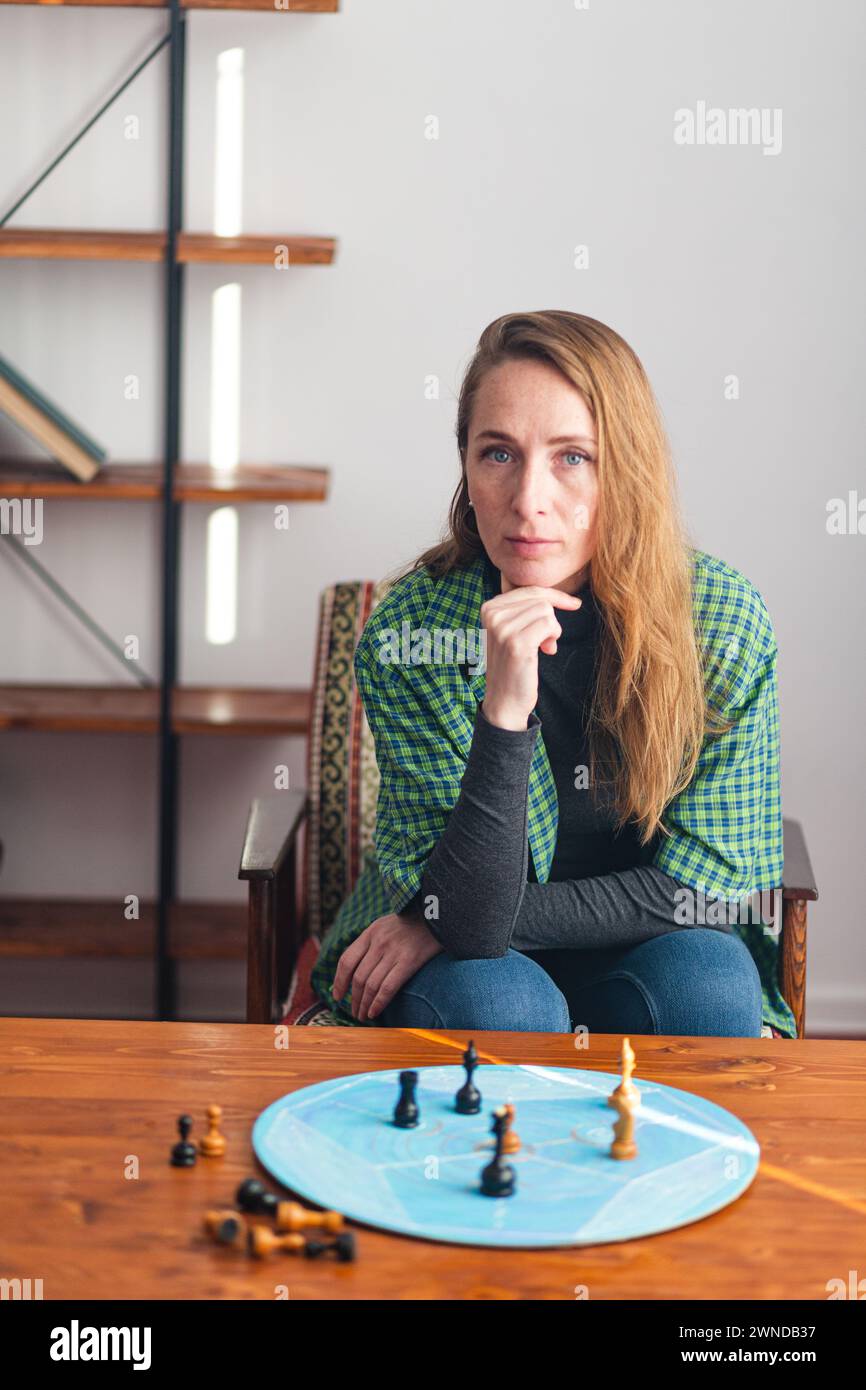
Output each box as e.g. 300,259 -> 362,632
0,351 -> 106,482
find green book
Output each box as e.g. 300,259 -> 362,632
0,350 -> 107,463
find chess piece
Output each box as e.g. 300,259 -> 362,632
480,1107 -> 517,1197
236,1178 -> 276,1215
393,1070 -> 420,1128
236,1179 -> 344,1234
199,1103 -> 227,1158
609,1090 -> 639,1160
501,1102 -> 521,1155
272,1202 -> 344,1236
455,1039 -> 482,1114
203,1209 -> 244,1245
247,1226 -> 308,1259
248,1226 -> 356,1262
170,1114 -> 197,1167
607,1036 -> 641,1110
306,1232 -> 356,1263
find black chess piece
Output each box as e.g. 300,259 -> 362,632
455,1039 -> 481,1114
393,1070 -> 419,1128
480,1107 -> 516,1197
170,1114 -> 197,1167
236,1177 -> 278,1215
206,1211 -> 244,1245
305,1232 -> 356,1263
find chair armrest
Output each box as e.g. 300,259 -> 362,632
239,792 -> 309,1024
779,817 -> 817,1039
781,817 -> 818,901
238,791 -> 308,881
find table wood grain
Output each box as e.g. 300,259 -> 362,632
1,1019 -> 864,1301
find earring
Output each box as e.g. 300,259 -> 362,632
467,499 -> 474,508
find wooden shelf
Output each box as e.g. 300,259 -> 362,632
0,230 -> 162,261
0,459 -> 330,502
182,0 -> 339,9
172,686 -> 311,736
0,685 -> 312,735
174,463 -> 330,502
0,460 -> 160,498
178,233 -> 335,265
0,229 -> 336,265
0,899 -> 247,959
0,0 -> 339,10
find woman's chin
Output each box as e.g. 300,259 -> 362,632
499,558 -> 577,592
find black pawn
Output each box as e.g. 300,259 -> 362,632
480,1107 -> 516,1198
455,1039 -> 481,1114
170,1114 -> 197,1167
236,1177 -> 278,1216
305,1232 -> 356,1263
209,1213 -> 243,1245
393,1070 -> 419,1128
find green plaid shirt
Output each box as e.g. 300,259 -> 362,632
311,547 -> 795,1037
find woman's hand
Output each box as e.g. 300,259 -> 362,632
480,585 -> 582,731
332,911 -> 443,1022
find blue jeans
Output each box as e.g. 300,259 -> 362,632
380,929 -> 763,1037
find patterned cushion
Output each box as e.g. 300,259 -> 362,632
303,577 -> 393,942
283,578 -> 392,1024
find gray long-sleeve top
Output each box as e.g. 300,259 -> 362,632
409,554 -> 726,959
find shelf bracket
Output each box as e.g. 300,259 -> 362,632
1,532 -> 157,686
1,31 -> 172,229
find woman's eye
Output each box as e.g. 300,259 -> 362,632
480,446 -> 593,466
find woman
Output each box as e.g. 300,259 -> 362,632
310,310 -> 793,1038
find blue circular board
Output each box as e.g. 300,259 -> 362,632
252,1062 -> 760,1248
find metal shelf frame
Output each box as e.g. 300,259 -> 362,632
0,1 -> 334,1016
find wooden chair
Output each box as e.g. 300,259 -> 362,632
239,580 -> 819,1036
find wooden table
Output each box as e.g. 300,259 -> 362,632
1,1018 -> 864,1301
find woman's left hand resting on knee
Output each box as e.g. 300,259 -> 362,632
332,913 -> 443,1021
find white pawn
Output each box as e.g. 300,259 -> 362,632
199,1103 -> 227,1157
607,1036 -> 641,1109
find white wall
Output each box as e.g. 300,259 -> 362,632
0,0 -> 863,1032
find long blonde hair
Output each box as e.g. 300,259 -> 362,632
396,310 -> 734,845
